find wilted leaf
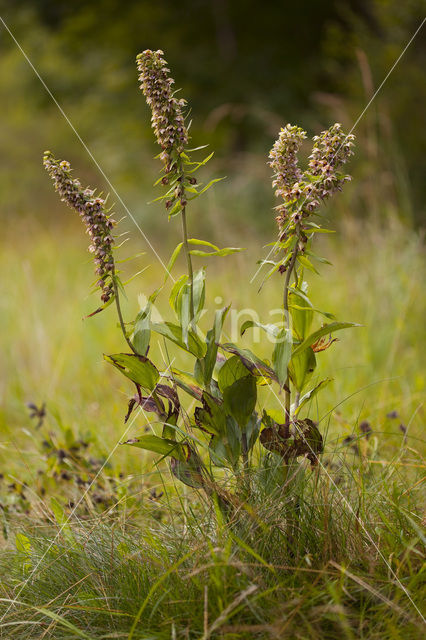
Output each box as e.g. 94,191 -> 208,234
292,322 -> 361,358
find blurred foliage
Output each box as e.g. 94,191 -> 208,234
0,0 -> 424,226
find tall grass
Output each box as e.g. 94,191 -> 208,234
0,214 -> 424,638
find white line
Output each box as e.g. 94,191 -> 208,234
0,16 -> 175,283
250,16 -> 426,284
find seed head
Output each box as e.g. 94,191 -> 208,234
43,151 -> 116,303
269,123 -> 355,230
136,50 -> 188,172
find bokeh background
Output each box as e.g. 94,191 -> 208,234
0,0 -> 424,495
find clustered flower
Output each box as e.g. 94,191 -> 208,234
269,123 -> 355,234
43,152 -> 116,303
136,49 -> 188,175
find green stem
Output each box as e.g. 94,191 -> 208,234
176,155 -> 195,327
283,230 -> 300,427
181,206 -> 195,326
112,270 -> 139,355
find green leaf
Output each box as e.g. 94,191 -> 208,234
292,322 -> 362,357
189,177 -> 225,197
195,392 -> 227,436
132,304 -> 151,355
289,291 -> 313,340
297,254 -> 320,274
188,238 -> 219,251
123,434 -> 185,462
151,322 -> 207,358
192,268 -> 206,319
246,412 -> 261,451
223,375 -> 257,429
104,353 -> 159,391
202,305 -> 230,386
209,416 -> 241,468
305,249 -> 332,265
15,532 -> 31,555
189,247 -> 243,257
289,303 -> 335,321
170,368 -> 203,400
288,347 -> 316,392
295,378 -> 333,415
218,355 -> 251,392
169,274 -> 188,316
149,242 -> 183,303
51,497 -> 74,543
240,319 -> 280,339
170,447 -> 205,488
272,329 -> 293,386
220,343 -> 278,382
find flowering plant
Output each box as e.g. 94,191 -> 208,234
44,50 -> 357,509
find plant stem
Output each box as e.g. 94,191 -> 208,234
283,230 -> 300,427
112,270 -> 139,355
181,206 -> 195,325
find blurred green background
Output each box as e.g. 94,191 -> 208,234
0,1 -> 424,490
0,0 -> 425,230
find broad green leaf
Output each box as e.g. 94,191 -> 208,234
192,268 -> 206,319
292,322 -> 361,357
289,347 -> 316,392
272,329 -> 293,386
123,434 -> 185,462
209,416 -> 241,468
246,412 -> 261,451
220,343 -> 278,382
218,355 -> 251,392
223,374 -> 257,429
195,392 -> 227,436
151,322 -> 207,358
169,368 -> 203,399
202,306 -> 229,386
180,284 -> 191,348
104,353 -> 159,391
295,378 -> 333,415
169,274 -> 188,316
289,291 -> 313,340
132,304 -> 151,355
